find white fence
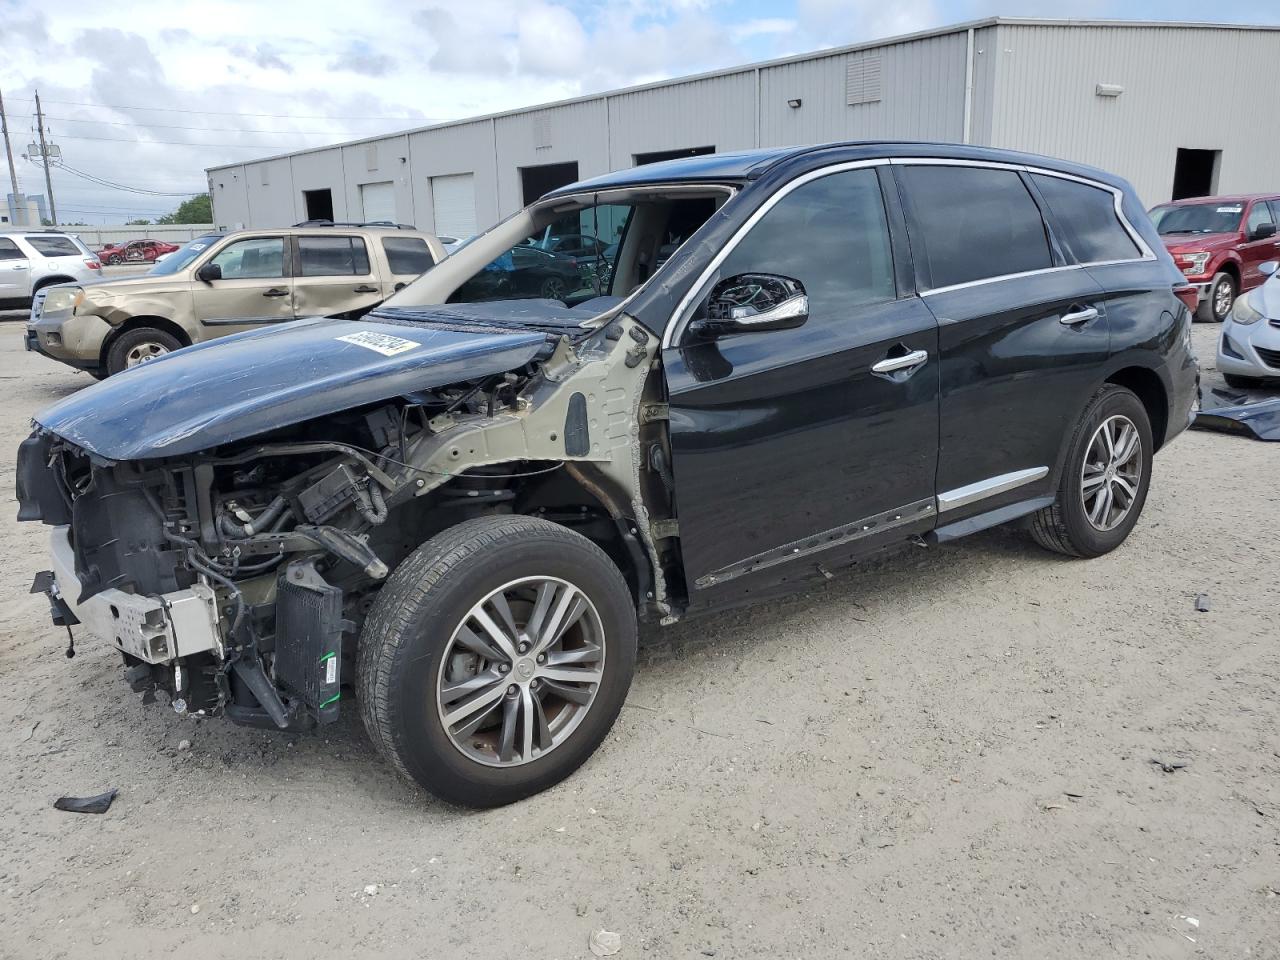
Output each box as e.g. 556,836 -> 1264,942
50,224 -> 216,247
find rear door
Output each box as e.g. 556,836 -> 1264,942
1240,200 -> 1280,291
191,235 -> 294,334
664,163 -> 939,602
895,161 -> 1110,521
0,238 -> 32,301
292,234 -> 384,317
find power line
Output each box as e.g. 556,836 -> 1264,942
40,131 -> 305,149
40,158 -> 204,197
43,114 -> 367,136
6,95 -> 421,122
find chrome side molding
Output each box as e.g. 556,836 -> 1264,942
936,466 -> 1050,513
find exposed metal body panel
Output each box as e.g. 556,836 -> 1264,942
209,19 -> 1280,233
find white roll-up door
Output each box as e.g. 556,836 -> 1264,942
359,181 -> 396,223
430,174 -> 477,240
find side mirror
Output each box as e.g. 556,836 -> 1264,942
196,262 -> 222,283
1250,222 -> 1277,242
1260,260 -> 1279,278
690,274 -> 808,337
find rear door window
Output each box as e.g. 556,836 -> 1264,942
381,236 -> 435,274
0,238 -> 25,261
1030,174 -> 1141,264
298,236 -> 372,276
23,235 -> 81,258
899,166 -> 1053,289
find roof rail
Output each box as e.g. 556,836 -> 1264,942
292,219 -> 418,230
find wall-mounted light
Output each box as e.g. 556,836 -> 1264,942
787,98 -> 803,109
1095,83 -> 1124,98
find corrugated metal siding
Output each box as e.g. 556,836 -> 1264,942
494,99 -> 609,217
408,120 -> 500,233
990,24 -> 1280,204
289,148 -> 348,223
758,34 -> 969,147
967,26 -> 999,145
608,73 -> 756,166
341,134 -> 411,225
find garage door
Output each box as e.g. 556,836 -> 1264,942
359,181 -> 396,223
430,173 -> 477,241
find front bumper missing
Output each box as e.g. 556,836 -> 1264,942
40,526 -> 223,664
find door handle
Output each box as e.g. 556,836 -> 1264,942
12,263 -> 28,270
871,349 -> 929,375
1060,306 -> 1099,326
262,288 -> 289,298
353,284 -> 378,293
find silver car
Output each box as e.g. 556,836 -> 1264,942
1217,260 -> 1280,386
0,230 -> 102,308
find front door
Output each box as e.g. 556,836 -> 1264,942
292,234 -> 385,318
0,238 -> 31,302
895,163 -> 1111,518
664,165 -> 939,602
1240,200 -> 1280,292
191,235 -> 294,336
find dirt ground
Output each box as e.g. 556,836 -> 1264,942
0,322 -> 1276,960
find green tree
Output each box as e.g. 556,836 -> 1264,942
157,194 -> 212,224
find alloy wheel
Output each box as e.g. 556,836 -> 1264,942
1080,414 -> 1143,532
541,278 -> 566,300
125,342 -> 171,367
436,576 -> 605,768
1213,278 -> 1234,319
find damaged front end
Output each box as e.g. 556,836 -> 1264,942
17,310 -> 674,731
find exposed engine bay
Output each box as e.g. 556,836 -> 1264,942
17,311 -> 678,731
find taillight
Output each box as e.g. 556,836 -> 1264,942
1173,284 -> 1199,312
85,258 -> 101,270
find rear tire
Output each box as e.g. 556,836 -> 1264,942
358,516 -> 637,807
1195,272 -> 1235,323
105,327 -> 182,375
1030,385 -> 1153,558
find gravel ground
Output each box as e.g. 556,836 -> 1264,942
0,322 -> 1277,960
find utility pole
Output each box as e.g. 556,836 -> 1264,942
34,91 -> 58,226
0,88 -> 22,226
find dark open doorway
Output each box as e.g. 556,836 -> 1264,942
303,188 -> 334,222
634,146 -> 716,165
1171,149 -> 1221,201
520,162 -> 580,206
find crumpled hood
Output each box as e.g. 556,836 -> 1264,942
34,315 -> 549,460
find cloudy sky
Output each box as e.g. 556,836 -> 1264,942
1,0 -> 1276,223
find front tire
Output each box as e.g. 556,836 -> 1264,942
105,327 -> 181,375
1195,272 -> 1235,323
358,516 -> 637,807
1030,385 -> 1153,558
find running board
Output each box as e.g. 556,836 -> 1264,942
925,496 -> 1054,544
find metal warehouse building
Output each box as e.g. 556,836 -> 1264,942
207,17 -> 1280,238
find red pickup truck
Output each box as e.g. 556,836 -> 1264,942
1148,194 -> 1280,322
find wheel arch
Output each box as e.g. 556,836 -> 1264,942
33,275 -> 76,292
1215,257 -> 1241,286
1104,365 -> 1169,452
99,315 -> 192,368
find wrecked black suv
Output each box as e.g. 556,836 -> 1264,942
17,143 -> 1198,807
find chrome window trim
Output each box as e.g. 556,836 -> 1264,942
936,466 -> 1049,513
889,158 -> 1156,296
662,158 -> 889,349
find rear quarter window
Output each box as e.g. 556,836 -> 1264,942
899,166 -> 1053,289
1030,174 -> 1141,264
0,238 -> 25,261
382,236 -> 435,274
23,235 -> 82,258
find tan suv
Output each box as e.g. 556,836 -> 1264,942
26,224 -> 446,377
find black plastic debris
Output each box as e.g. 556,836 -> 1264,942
1192,395 -> 1280,441
53,788 -> 118,814
1195,594 -> 1211,613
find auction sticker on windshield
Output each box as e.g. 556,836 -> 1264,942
335,331 -> 419,357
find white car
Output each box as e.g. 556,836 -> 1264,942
1217,260 -> 1280,386
0,231 -> 102,309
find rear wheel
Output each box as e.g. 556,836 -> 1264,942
107,253 -> 123,265
358,516 -> 637,807
1030,385 -> 1153,558
1195,272 -> 1235,323
105,327 -> 182,375
539,276 -> 567,300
